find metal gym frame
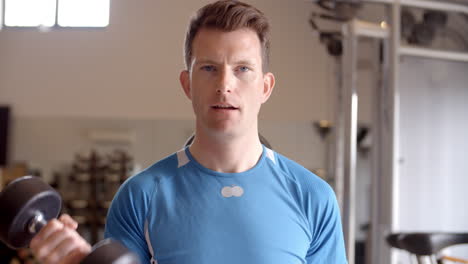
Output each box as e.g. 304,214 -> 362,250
334,1 -> 468,264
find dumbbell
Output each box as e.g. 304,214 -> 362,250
0,176 -> 140,264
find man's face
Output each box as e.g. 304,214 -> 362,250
180,28 -> 275,138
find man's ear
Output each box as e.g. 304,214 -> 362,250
180,70 -> 191,100
261,72 -> 275,103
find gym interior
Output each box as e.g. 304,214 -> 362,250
0,0 -> 468,263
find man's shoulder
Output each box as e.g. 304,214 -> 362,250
120,150 -> 180,192
272,150 -> 335,200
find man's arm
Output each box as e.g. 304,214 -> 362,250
305,183 -> 348,263
104,172 -> 156,263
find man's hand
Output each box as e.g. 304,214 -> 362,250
30,214 -> 92,264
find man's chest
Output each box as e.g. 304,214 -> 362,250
145,173 -> 312,264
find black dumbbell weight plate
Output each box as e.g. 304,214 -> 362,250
81,239 -> 140,264
0,176 -> 62,249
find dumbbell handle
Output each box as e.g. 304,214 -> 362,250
25,212 -> 141,264
28,212 -> 47,235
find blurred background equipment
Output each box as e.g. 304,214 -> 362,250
386,232 -> 468,264
316,0 -> 363,21
308,0 -> 363,57
57,149 -> 134,244
309,1 -> 468,264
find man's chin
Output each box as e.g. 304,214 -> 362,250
206,124 -> 241,138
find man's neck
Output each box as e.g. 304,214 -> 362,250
189,131 -> 264,173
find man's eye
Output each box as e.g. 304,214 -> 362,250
201,65 -> 216,72
238,66 -> 250,72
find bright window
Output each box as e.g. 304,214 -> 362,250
5,0 -> 56,27
3,0 -> 110,28
58,0 -> 110,27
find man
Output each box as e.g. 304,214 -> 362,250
30,1 -> 347,263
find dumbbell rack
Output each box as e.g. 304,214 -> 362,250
60,150 -> 133,244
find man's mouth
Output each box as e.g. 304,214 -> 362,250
211,104 -> 239,110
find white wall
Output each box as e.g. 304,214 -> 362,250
0,0 -> 333,122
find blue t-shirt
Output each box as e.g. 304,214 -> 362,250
105,146 -> 347,264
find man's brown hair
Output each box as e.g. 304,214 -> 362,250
184,0 -> 271,73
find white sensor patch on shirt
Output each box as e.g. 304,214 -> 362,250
221,185 -> 244,198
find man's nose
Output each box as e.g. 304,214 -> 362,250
216,69 -> 232,94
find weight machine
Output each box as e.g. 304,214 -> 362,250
310,1 -> 468,264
